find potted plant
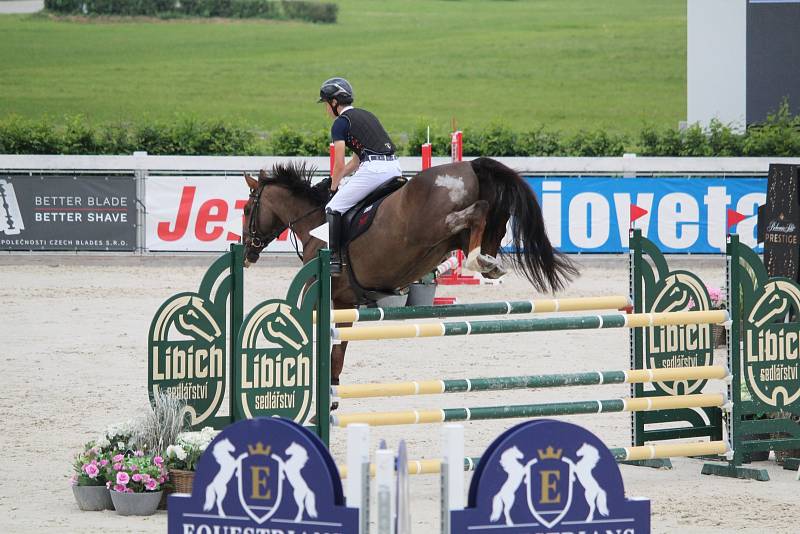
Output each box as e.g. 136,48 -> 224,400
705,284 -> 727,347
70,443 -> 113,511
165,426 -> 220,495
105,451 -> 169,516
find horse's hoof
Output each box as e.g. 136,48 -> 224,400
467,252 -> 503,274
482,264 -> 507,279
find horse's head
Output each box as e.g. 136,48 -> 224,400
498,446 -> 524,470
242,163 -> 329,267
285,442 -> 308,463
212,438 -> 236,458
260,302 -> 309,351
173,296 -> 221,343
748,280 -> 800,327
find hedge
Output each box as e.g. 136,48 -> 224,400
43,0 -> 338,22
1,103 -> 799,157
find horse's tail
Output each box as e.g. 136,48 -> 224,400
596,489 -> 609,517
471,157 -> 578,293
203,484 -> 215,512
490,494 -> 503,522
306,490 -> 318,518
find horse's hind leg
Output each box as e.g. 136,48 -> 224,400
448,201 -> 507,278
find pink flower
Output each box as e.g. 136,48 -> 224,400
145,479 -> 158,491
113,484 -> 126,492
116,471 -> 130,485
106,481 -> 112,488
132,473 -> 142,482
113,454 -> 124,462
141,474 -> 151,482
83,463 -> 100,479
153,456 -> 164,467
100,459 -> 109,466
158,476 -> 165,484
69,474 -> 78,486
134,450 -> 144,457
113,463 -> 123,470
130,465 -> 138,472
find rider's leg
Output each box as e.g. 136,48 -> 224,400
326,209 -> 343,275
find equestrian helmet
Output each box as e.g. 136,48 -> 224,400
318,77 -> 354,105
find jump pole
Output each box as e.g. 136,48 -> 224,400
332,365 -> 730,399
331,392 -> 727,428
332,309 -> 729,341
322,295 -> 632,324
338,442 -> 730,478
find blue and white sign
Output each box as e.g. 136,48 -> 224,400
452,419 -> 650,533
168,418 -> 358,534
525,176 -> 765,253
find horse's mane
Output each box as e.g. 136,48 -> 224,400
259,162 -> 331,206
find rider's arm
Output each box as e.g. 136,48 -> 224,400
331,140 -> 347,191
344,153 -> 360,177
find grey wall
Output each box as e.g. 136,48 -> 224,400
746,0 -> 800,124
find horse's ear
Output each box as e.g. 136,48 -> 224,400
244,172 -> 258,190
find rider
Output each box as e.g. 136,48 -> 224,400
318,77 -> 401,274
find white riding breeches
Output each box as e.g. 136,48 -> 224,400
325,159 -> 403,213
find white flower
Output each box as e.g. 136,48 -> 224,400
117,441 -> 126,450
167,445 -> 187,461
95,438 -> 111,449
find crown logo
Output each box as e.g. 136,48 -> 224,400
248,442 -> 272,456
537,446 -> 563,460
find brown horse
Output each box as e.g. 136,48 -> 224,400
243,158 -> 577,390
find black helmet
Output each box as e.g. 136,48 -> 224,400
318,77 -> 354,105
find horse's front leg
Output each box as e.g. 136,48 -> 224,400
330,311 -> 350,412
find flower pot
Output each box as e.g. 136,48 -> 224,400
72,485 -> 114,511
406,280 -> 437,307
169,469 -> 195,494
110,490 -> 163,516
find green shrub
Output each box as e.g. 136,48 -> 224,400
280,0 -> 337,23
2,110 -> 800,156
517,126 -> 562,156
44,0 -> 337,22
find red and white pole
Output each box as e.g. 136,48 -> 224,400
421,142 -> 432,170
451,130 -> 462,163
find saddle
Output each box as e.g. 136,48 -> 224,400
338,176 -> 408,304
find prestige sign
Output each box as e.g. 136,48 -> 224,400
0,176 -> 136,251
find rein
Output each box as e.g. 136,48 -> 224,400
248,183 -> 323,261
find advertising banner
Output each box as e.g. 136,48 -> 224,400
0,175 -> 136,251
525,176 -> 766,253
145,176 -> 297,252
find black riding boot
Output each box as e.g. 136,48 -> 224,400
326,209 -> 343,275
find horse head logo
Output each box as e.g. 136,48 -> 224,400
258,302 -> 309,351
154,294 -> 222,343
651,273 -> 708,313
748,280 -> 800,328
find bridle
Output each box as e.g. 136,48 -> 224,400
247,183 -> 324,260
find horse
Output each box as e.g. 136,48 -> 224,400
242,158 -> 577,395
571,443 -> 608,522
490,445 -> 527,526
273,442 -> 318,522
203,438 -> 247,517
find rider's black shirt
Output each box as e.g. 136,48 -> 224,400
331,108 -> 395,162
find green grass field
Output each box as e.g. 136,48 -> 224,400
0,1 -> 685,136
